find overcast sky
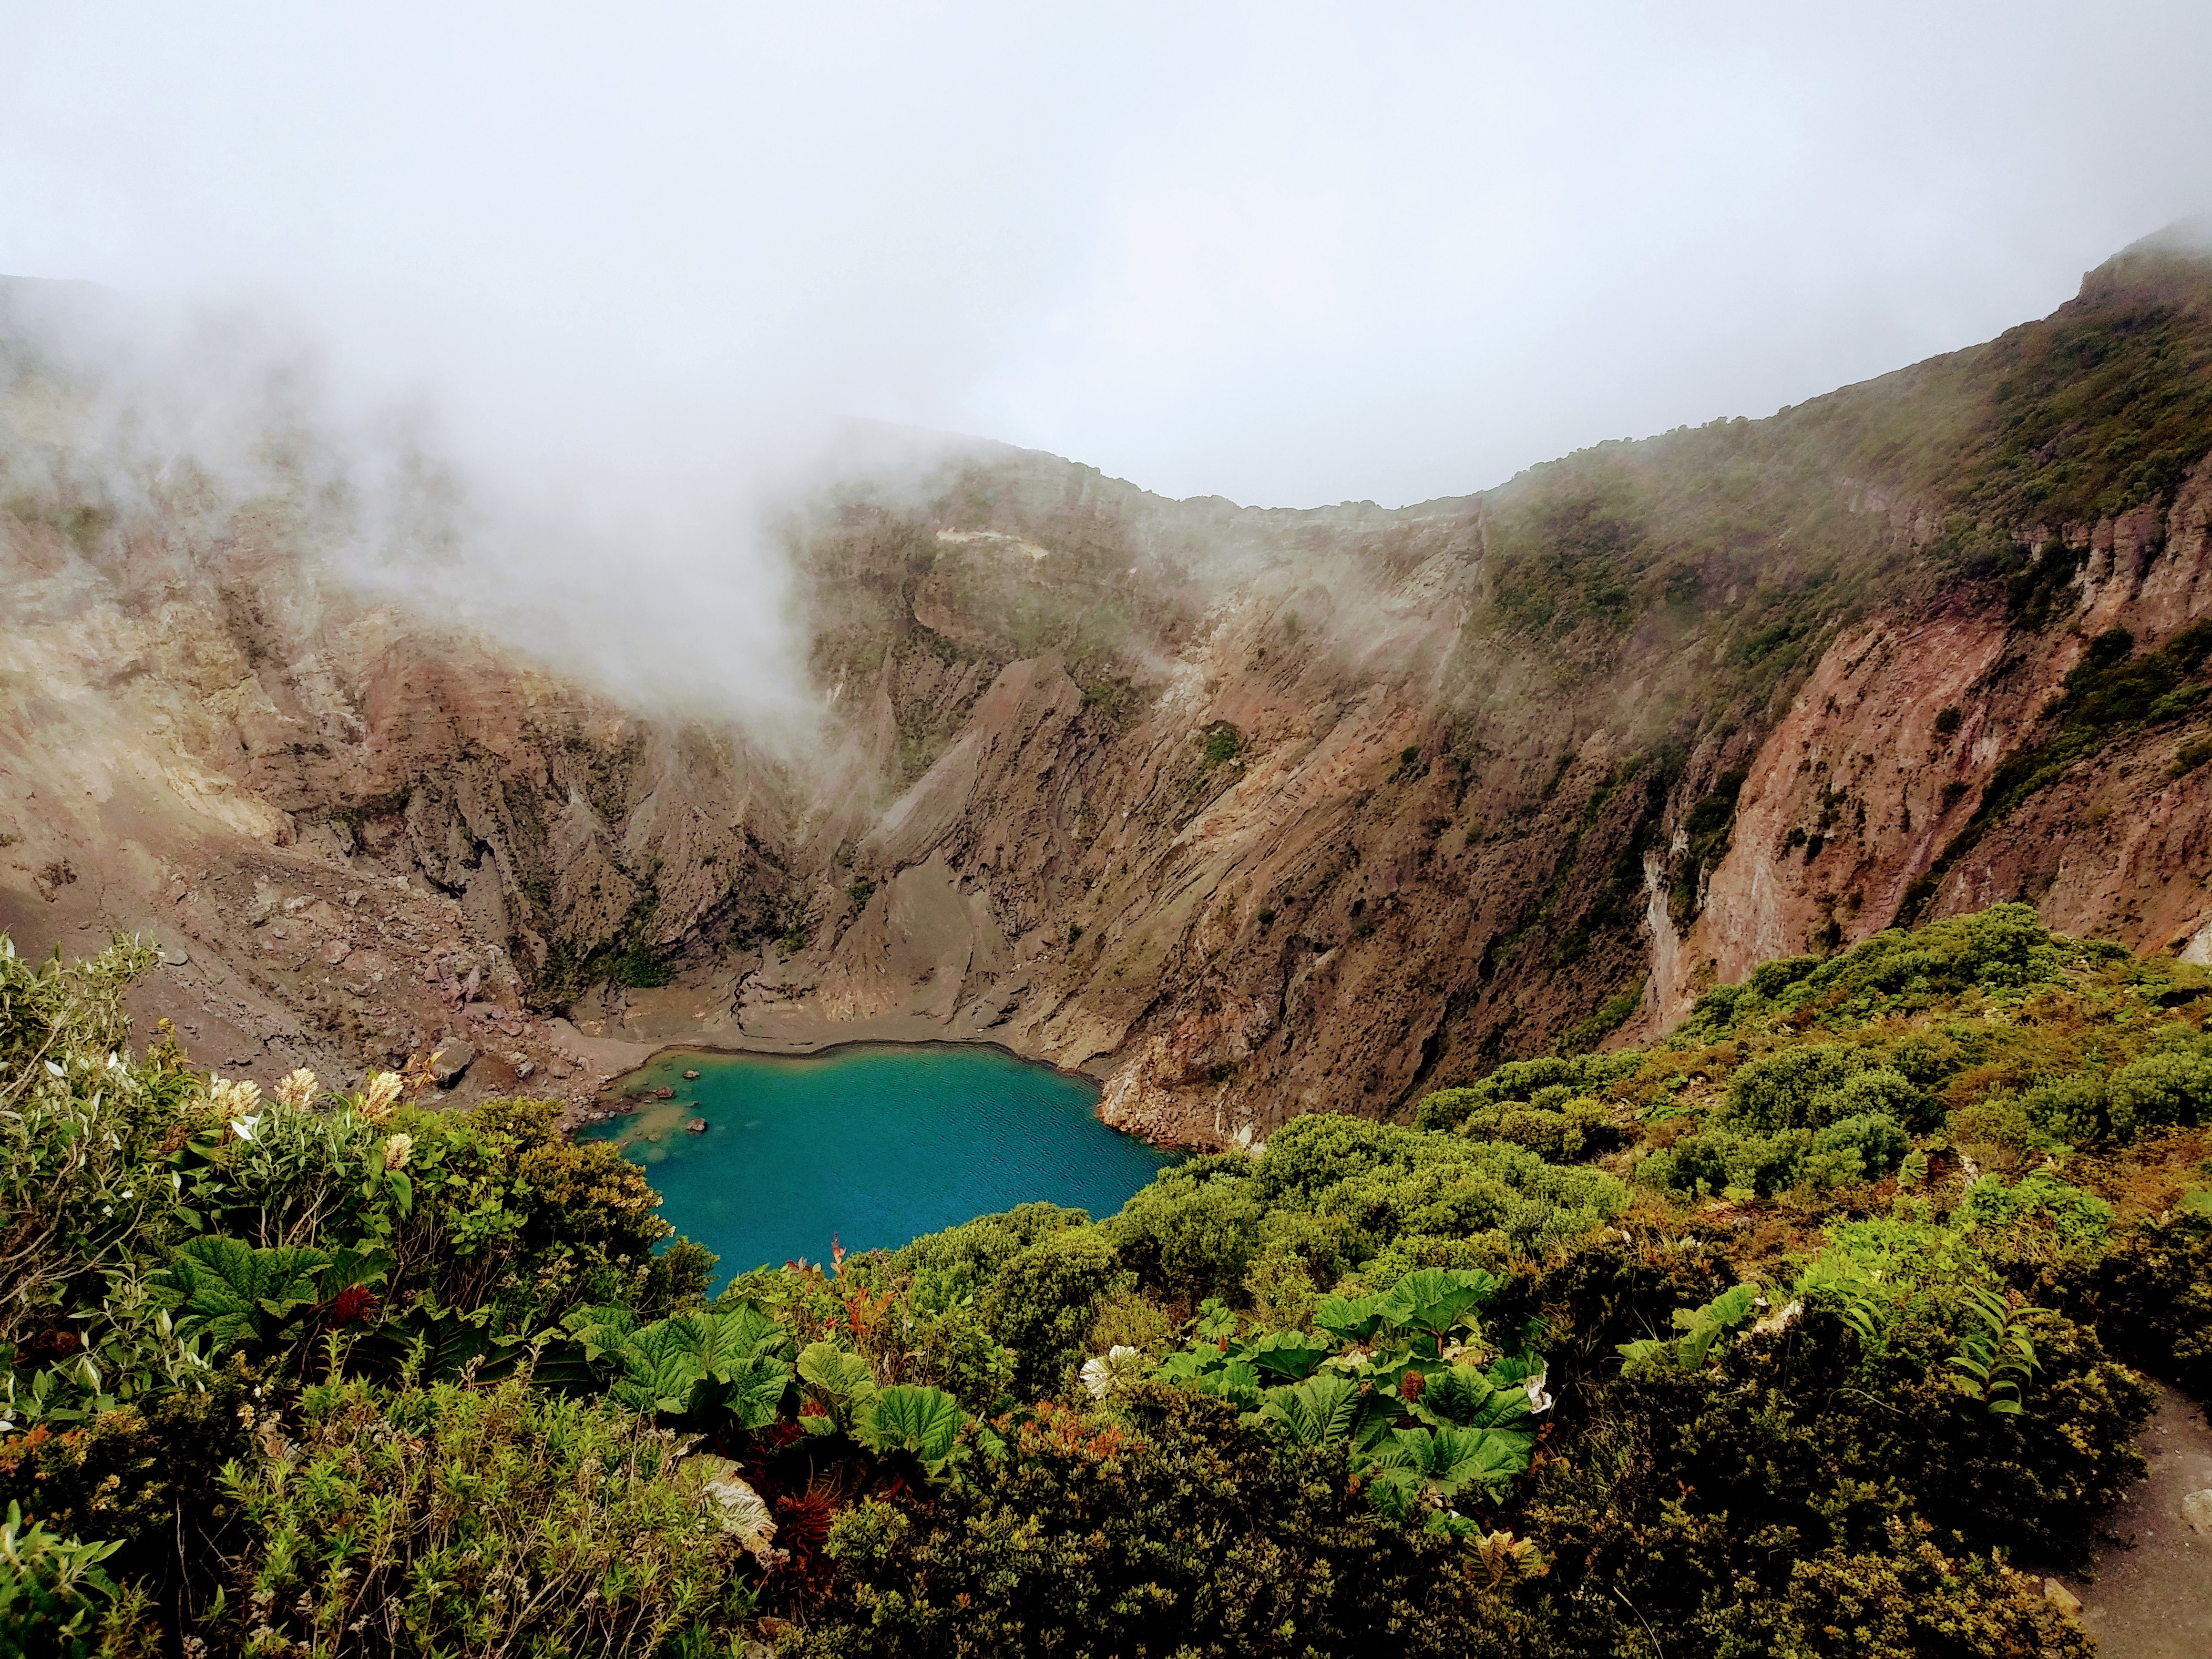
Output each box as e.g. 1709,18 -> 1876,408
4,2 -> 2210,510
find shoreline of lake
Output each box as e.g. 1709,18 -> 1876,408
577,1041 -> 1177,1282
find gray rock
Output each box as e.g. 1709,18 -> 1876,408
686,1117 -> 708,1134
2183,1488 -> 2212,1536
432,1044 -> 476,1087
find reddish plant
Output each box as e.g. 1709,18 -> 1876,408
325,1285 -> 380,1326
740,1420 -> 810,1458
773,1488 -> 839,1586
1399,1369 -> 1426,1403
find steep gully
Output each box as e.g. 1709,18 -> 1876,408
5,266 -> 2212,1155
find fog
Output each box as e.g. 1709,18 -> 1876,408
4,3 -> 2210,728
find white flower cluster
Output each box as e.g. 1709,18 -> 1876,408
206,1075 -> 262,1119
276,1067 -> 319,1108
361,1071 -> 403,1122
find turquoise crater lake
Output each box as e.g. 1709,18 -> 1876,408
579,1043 -> 1177,1283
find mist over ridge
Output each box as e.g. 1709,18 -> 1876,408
9,219 -> 2212,1154
10,15 -> 2212,1650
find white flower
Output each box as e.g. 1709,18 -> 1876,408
382,1133 -> 413,1172
1079,1345 -> 1145,1400
1751,1299 -> 1803,1338
1521,1364 -> 1553,1415
208,1076 -> 263,1119
276,1068 -> 318,1109
360,1071 -> 403,1121
232,1115 -> 262,1141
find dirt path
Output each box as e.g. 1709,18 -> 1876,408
2052,1384 -> 2212,1656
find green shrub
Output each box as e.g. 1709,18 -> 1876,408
2025,1046 -> 2212,1144
1726,1045 -> 1868,1130
1270,1117 -> 1630,1259
1426,1089 -> 1618,1162
1960,1172 -> 2114,1261
2105,1046 -> 2212,1133
1199,723 -> 1242,767
893,1202 -> 1091,1307
980,1228 -> 1126,1397
0,1500 -> 152,1659
204,1377 -> 754,1656
902,1296 -> 1016,1412
1414,1053 -> 1639,1131
1107,1173 -> 1264,1303
1806,1111 -> 1911,1185
2088,1208 -> 2212,1395
790,1387 -> 1532,1659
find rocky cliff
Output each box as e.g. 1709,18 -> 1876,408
6,224 -> 2212,1143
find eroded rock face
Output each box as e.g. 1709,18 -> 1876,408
10,248 -> 2212,1149
1652,459 -> 2212,1029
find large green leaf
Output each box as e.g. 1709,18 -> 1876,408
1155,1349 -> 1224,1386
1249,1373 -> 1363,1449
1239,1330 -> 1334,1380
1314,1293 -> 1385,1344
610,1318 -> 714,1415
602,1310 -> 786,1415
796,1341 -> 878,1423
315,1245 -> 390,1298
1624,1283 -> 1764,1373
561,1302 -> 639,1363
855,1384 -> 966,1465
1192,1298 -> 1239,1341
706,1299 -> 786,1359
1375,1269 -> 1499,1341
150,1237 -> 331,1349
412,1303 -> 501,1383
1349,1386 -> 1411,1454
1359,1423 -> 1534,1502
1485,1353 -> 1546,1392
689,1303 -> 787,1375
1194,1359 -> 1263,1413
688,1353 -> 792,1429
1411,1364 -> 1533,1432
1454,1427 -> 1536,1496
353,1299 -> 512,1384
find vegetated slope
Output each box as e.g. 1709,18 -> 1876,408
767,223 -> 2212,1143
7,225 -> 2212,1144
6,904 -> 2207,1654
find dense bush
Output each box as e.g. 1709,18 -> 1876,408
790,1387 -> 1536,1659
2086,1207 -> 2212,1396
4,907 -> 2204,1655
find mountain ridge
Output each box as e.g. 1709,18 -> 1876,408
5,227 -> 2212,1142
